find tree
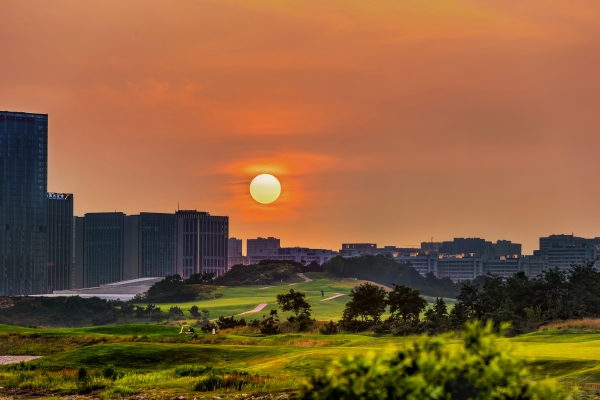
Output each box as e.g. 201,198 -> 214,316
168,306 -> 184,320
277,289 -> 312,319
423,297 -> 450,335
300,321 -> 567,400
386,284 -> 427,322
190,305 -> 200,319
259,309 -> 281,334
325,257 -> 344,277
341,283 -> 386,331
185,273 -> 215,284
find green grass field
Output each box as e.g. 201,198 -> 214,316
0,278 -> 597,398
144,273 -> 456,322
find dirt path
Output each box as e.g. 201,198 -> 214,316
236,303 -> 268,316
320,293 -> 345,301
297,273 -> 313,282
0,355 -> 42,365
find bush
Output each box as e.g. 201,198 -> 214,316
319,320 -> 339,335
215,316 -> 247,330
102,364 -> 120,380
213,263 -> 301,286
300,321 -> 568,400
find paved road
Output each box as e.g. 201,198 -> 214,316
297,273 -> 313,282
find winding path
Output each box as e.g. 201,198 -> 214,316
297,273 -> 313,282
320,293 -> 345,301
236,303 -> 268,316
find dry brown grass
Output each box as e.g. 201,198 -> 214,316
540,318 -> 600,331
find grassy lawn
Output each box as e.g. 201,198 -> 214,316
142,274 -> 456,322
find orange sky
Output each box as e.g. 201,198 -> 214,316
2,0 -> 599,254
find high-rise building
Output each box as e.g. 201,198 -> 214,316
247,237 -> 280,256
137,213 -> 177,278
176,210 -> 228,278
46,193 -> 73,292
0,111 -> 48,296
229,237 -> 243,257
83,212 -> 126,288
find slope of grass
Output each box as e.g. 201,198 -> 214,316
143,274 -> 456,322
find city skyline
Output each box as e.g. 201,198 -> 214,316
2,1 -> 600,255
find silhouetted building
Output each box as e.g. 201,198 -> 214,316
340,243 -> 377,256
176,210 -> 228,278
247,237 -> 280,256
83,212 -> 126,287
137,213 -> 177,278
493,240 -> 522,257
0,111 -> 48,296
46,193 -> 73,292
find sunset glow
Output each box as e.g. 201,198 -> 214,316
1,0 -> 599,252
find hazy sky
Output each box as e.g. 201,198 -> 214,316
2,0 -> 599,254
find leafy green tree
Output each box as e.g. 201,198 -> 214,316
259,309 -> 281,334
300,321 -> 568,400
190,305 -> 200,319
168,306 -> 184,320
341,283 -> 387,331
386,284 -> 427,322
325,257 -> 345,277
423,297 -> 450,335
277,289 -> 312,319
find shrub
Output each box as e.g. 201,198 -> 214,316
102,364 -> 120,380
77,367 -> 88,381
300,321 -> 569,400
215,316 -> 247,330
319,320 -> 339,335
193,373 -> 225,391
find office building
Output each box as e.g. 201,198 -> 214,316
248,247 -> 337,265
394,253 -> 438,276
482,257 -> 521,277
46,193 -> 73,292
229,238 -> 243,257
340,243 -> 377,256
247,237 -> 280,256
437,255 -> 483,282
82,212 -> 126,287
520,255 -> 548,277
176,210 -> 228,278
0,111 -> 48,296
137,213 -> 177,278
493,240 -> 522,257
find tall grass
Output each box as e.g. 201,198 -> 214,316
541,319 -> 600,331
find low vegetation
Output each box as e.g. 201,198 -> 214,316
212,262 -> 301,286
323,255 -> 460,297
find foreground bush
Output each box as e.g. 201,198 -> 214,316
301,321 -> 569,400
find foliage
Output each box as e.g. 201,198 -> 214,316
185,273 -> 215,284
212,263 -> 301,286
340,283 -> 387,331
323,255 -> 460,297
451,260 -> 600,333
300,321 -> 569,400
387,284 -> 428,322
259,310 -> 281,334
215,316 -> 247,330
319,320 -> 339,335
277,289 -> 312,318
168,306 -> 184,320
135,274 -> 217,303
0,296 -> 126,327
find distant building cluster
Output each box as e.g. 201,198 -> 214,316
2,109 -> 599,295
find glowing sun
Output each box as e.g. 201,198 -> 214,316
250,174 -> 281,204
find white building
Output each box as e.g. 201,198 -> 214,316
437,255 -> 483,282
247,237 -> 280,256
394,253 -> 438,276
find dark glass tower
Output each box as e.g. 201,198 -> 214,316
176,210 -> 228,278
46,193 -> 73,292
139,213 -> 177,278
83,212 -> 125,287
0,111 -> 48,296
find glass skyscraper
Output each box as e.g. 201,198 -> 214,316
46,193 -> 73,292
0,111 -> 48,296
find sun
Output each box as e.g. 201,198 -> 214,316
250,174 -> 281,204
